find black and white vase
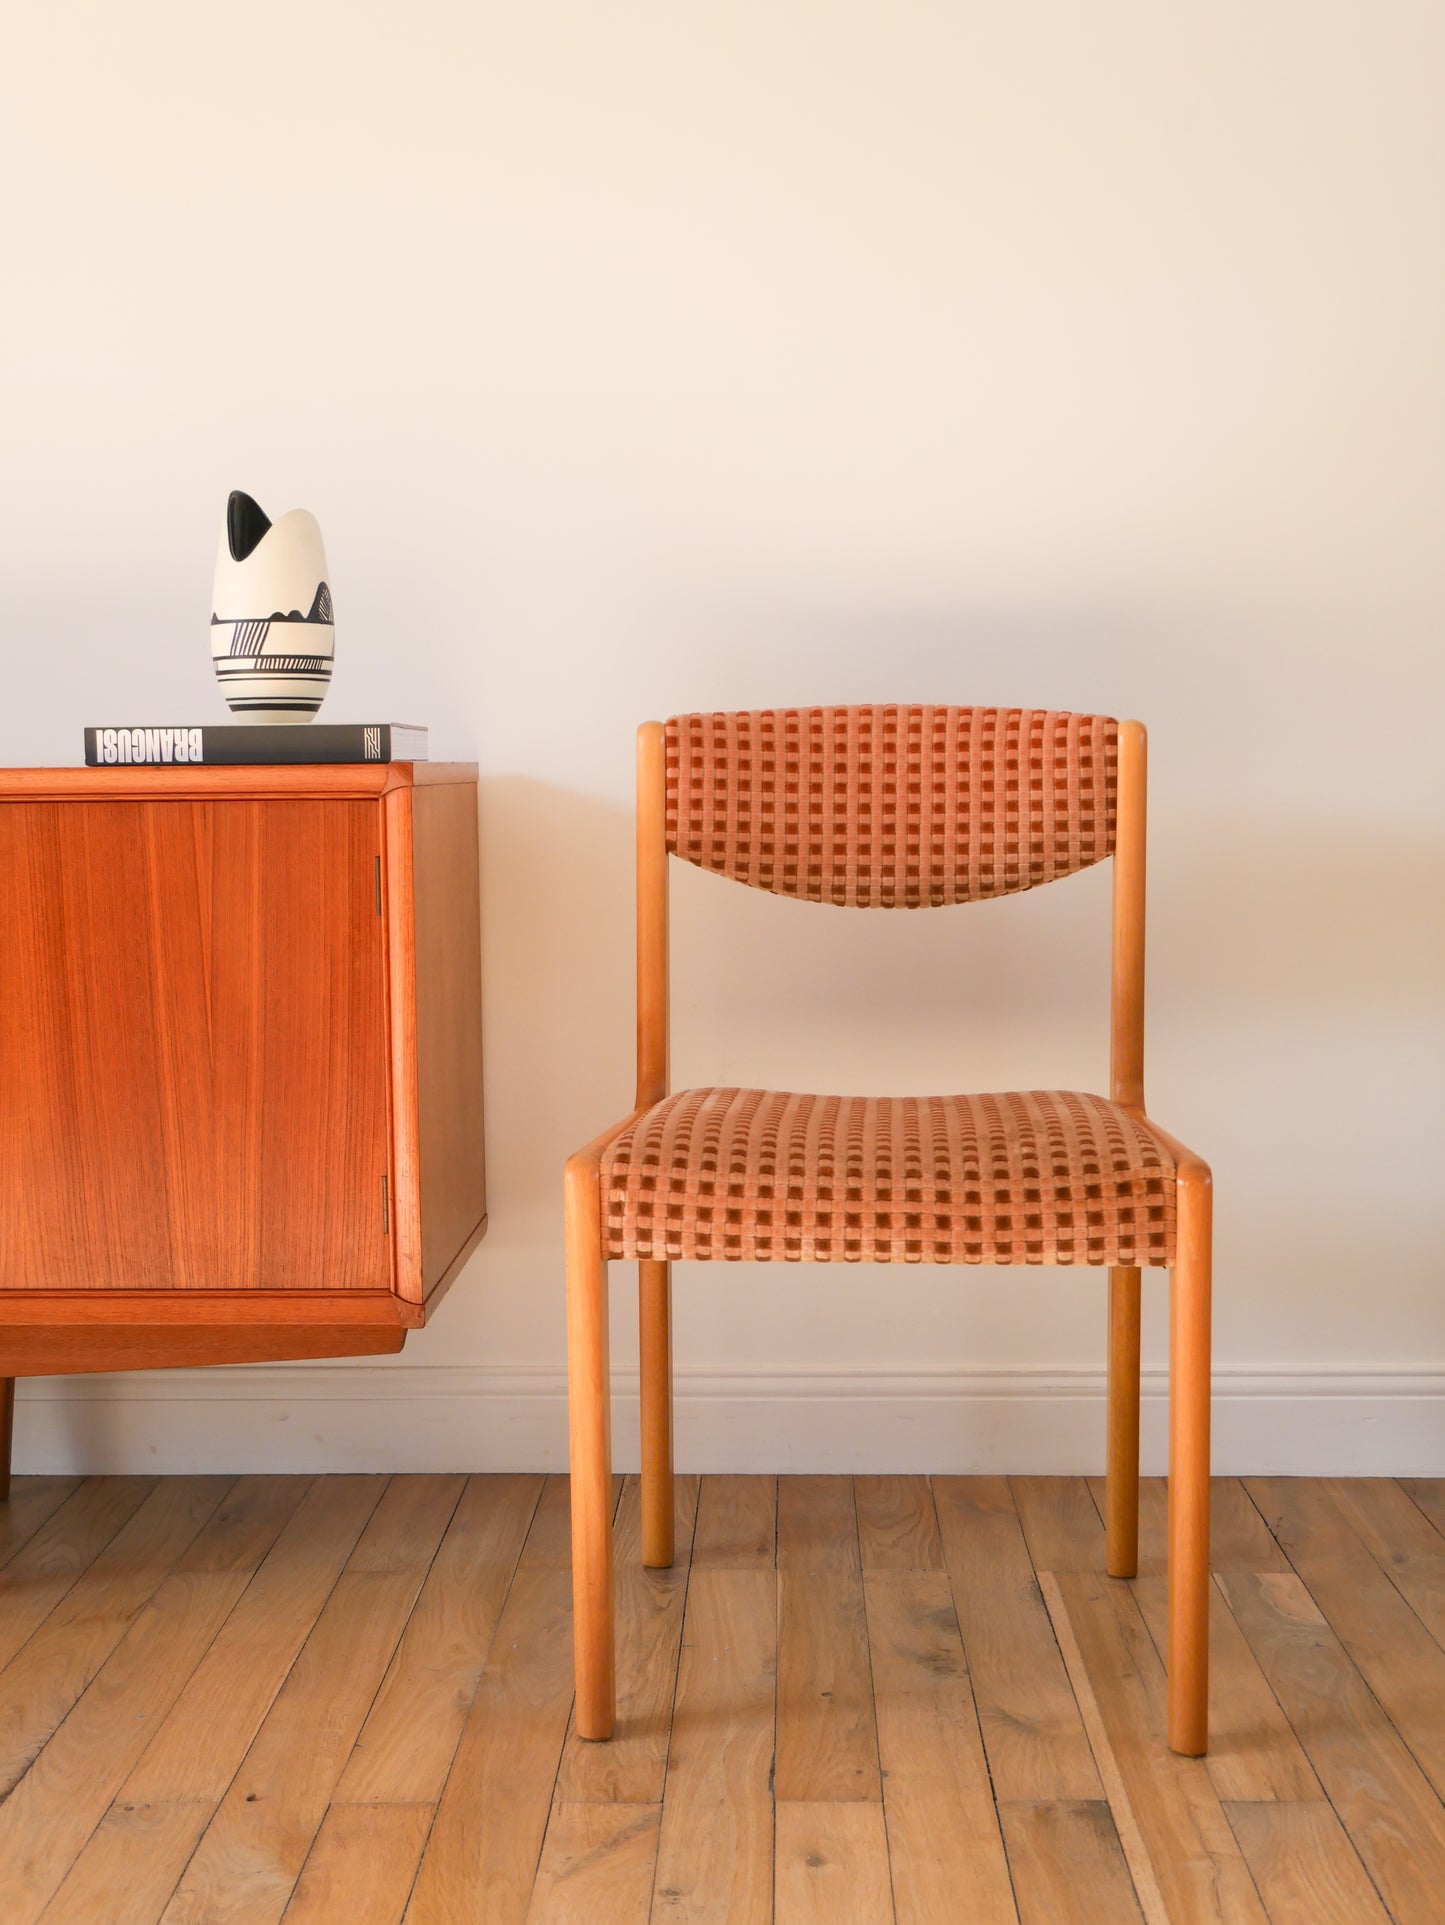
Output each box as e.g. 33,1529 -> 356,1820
211,491 -> 335,723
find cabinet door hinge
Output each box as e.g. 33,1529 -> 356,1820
382,1174 -> 390,1233
375,854 -> 382,915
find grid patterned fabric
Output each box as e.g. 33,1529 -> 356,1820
602,1088 -> 1177,1266
665,707 -> 1118,907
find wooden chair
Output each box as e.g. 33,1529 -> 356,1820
565,707 -> 1212,1756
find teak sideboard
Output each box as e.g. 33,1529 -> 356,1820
0,762 -> 486,1494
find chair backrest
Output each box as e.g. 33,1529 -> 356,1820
664,706 -> 1118,908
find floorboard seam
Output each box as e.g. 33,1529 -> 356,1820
1396,1480 -> 1445,1548
924,1478 -> 1024,1925
18,1473 -> 277,1925
1241,1480 -> 1445,1818
0,1479 -> 83,1575
638,1477 -> 702,1920
1037,1571 -> 1168,1925
397,1472 -> 550,1921
1316,1480 -> 1445,1663
286,1475 -> 468,1921
138,1473 -> 324,1922
157,1472 -> 389,1921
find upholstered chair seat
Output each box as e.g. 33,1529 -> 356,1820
603,1086 -> 1177,1268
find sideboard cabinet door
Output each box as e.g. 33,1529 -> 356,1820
0,798 -> 391,1294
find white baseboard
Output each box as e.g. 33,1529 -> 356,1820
11,1365 -> 1445,1477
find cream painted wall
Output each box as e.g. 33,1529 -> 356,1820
3,2 -> 1442,1472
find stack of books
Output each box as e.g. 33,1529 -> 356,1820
83,723 -> 428,767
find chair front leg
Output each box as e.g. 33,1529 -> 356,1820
639,1258 -> 675,1569
1167,1161 -> 1212,1756
566,1154 -> 615,1740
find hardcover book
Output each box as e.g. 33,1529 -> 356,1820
84,723 -> 428,767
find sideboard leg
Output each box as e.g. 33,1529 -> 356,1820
0,1379 -> 14,1502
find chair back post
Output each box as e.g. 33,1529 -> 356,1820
1111,720 -> 1148,1111
636,721 -> 670,1109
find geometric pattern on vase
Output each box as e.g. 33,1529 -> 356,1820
211,491 -> 334,723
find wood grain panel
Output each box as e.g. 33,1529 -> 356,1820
0,767 -> 430,802
410,778 -> 486,1299
0,798 -> 389,1297
1,802 -> 167,1290
774,1803 -> 892,1924
933,1477 -> 1101,1803
999,1801 -> 1141,1924
1401,1478 -> 1445,1538
1246,1474 -> 1445,1800
776,1571 -> 879,1803
1321,1475 -> 1445,1650
528,1803 -> 662,1923
338,1472 -> 542,1804
1,1292 -> 413,1328
1220,1568 -> 1445,1921
0,1477 -> 156,1672
1224,1800 -> 1389,1923
1,1321 -> 406,1376
855,1474 -> 944,1571
11,1472 -> 1445,1922
282,1802 -> 433,1925
174,1475 -> 314,1574
404,1569 -> 577,1925
691,1475 -> 776,1569
0,1476 -> 232,1795
1044,1570 -> 1266,1923
0,1477 -> 81,1570
652,1570 -> 775,1924
776,1476 -> 878,1803
163,1481 -> 455,1925
1011,1475 -> 1107,1573
382,784 -> 423,1302
1,1375 -> 12,1501
41,1800 -> 216,1925
865,1572 -> 1015,1923
161,1576 -> 425,1925
123,1476 -> 386,1803
0,1571 -> 251,1925
778,1475 -> 858,1574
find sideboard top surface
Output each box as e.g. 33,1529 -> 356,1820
0,763 -> 478,802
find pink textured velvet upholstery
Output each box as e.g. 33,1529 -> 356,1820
602,1087 -> 1176,1267
665,706 -> 1117,907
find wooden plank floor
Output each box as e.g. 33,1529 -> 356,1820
1,1475 -> 1442,1922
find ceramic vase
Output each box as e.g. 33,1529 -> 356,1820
210,491 -> 335,723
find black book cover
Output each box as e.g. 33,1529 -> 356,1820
84,724 -> 429,767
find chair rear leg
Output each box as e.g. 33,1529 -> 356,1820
639,1259 -> 675,1569
1105,1266 -> 1141,1576
1168,1163 -> 1212,1755
566,1155 -> 615,1740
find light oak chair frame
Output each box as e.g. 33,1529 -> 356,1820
565,717 -> 1212,1755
